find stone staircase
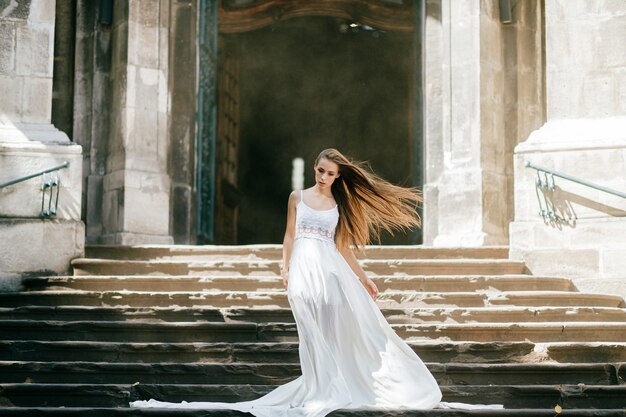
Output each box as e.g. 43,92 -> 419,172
0,245 -> 625,416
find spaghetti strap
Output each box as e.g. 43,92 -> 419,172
300,189 -> 304,204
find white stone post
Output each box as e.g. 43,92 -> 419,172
0,0 -> 84,290
510,1 -> 626,298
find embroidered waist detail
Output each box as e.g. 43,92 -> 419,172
295,224 -> 335,243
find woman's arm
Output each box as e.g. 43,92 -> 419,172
281,191 -> 298,288
338,245 -> 379,301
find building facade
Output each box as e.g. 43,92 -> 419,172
1,0 -> 625,296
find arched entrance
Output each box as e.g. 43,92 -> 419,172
196,0 -> 424,244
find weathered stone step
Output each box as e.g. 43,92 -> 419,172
379,291 -> 624,308
3,305 -> 625,324
2,383 -> 626,409
22,275 -> 575,293
70,259 -> 528,276
2,340 -> 625,364
0,341 -> 300,364
0,361 -> 620,386
399,322 -> 626,342
85,245 -> 510,261
383,306 -> 626,323
1,408 -> 625,416
546,342 -> 626,363
1,290 -> 622,309
0,340 -> 530,364
86,245 -> 285,261
0,321 -> 292,343
2,320 -> 626,343
365,260 -> 528,276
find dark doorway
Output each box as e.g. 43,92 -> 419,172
228,17 -> 414,244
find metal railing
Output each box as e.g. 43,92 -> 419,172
0,161 -> 70,217
525,161 -> 625,223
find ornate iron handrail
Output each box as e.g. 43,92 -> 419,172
525,161 -> 626,199
0,161 -> 70,217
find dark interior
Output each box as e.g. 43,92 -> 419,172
229,16 -> 414,244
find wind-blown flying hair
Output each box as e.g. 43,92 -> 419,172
315,149 -> 422,250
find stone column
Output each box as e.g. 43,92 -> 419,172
424,0 -> 485,246
0,0 -> 84,289
424,0 -> 542,246
81,0 -> 172,245
168,0 -> 197,244
510,1 -> 626,298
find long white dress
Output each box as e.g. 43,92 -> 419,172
130,192 -> 492,415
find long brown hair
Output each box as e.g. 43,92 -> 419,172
314,149 -> 422,249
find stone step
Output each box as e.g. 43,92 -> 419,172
399,322 -> 626,342
0,320 -> 285,343
1,290 -> 622,309
546,342 -> 626,363
70,259 -> 529,276
86,245 -> 285,261
2,320 -> 626,343
0,340 -> 529,364
382,306 -> 626,324
2,383 -> 625,409
0,341 -> 300,364
1,408 -> 625,417
3,305 -> 625,324
85,245 -> 511,261
22,275 -> 576,293
2,340 -> 625,364
365,260 -> 528,276
0,361 -> 620,386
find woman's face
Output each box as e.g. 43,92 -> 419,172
314,157 -> 340,189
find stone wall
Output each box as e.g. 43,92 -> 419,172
0,0 -> 54,124
0,0 -> 84,288
545,1 -> 625,119
423,0 -> 544,246
510,0 -> 626,298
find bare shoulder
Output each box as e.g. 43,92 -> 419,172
287,190 -> 300,207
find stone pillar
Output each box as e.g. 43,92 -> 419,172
73,0 -> 111,241
424,0 -> 484,246
168,0 -> 197,244
0,0 -> 84,289
78,0 -> 172,245
424,0 -> 543,246
422,0 -> 444,246
510,1 -> 626,298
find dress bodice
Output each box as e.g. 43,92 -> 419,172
295,190 -> 339,244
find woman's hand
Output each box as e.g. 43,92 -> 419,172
281,268 -> 289,289
360,277 -> 379,301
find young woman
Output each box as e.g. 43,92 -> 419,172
131,149 -> 500,415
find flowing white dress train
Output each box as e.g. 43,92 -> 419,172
130,192 -> 501,416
